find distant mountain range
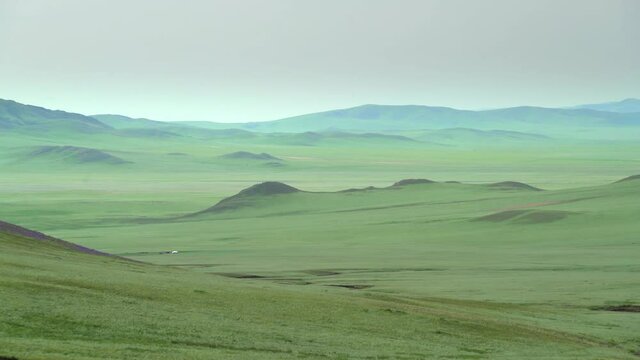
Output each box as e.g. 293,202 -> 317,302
205,104 -> 639,134
0,98 -> 111,133
571,98 -> 640,113
1,98 -> 639,139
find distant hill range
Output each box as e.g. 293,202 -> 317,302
0,98 -> 112,133
207,104 -> 640,134
1,98 -> 639,139
571,98 -> 640,113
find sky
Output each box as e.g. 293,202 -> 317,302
0,0 -> 639,122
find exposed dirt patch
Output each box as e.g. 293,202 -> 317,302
328,284 -> 373,290
592,305 -> 640,313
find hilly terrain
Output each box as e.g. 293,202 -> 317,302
6,219 -> 635,359
5,98 -> 640,141
1,97 -> 639,359
7,176 -> 640,359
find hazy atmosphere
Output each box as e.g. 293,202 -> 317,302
1,1 -> 639,359
1,0 -> 639,121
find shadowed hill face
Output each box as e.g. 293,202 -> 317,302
615,174 -> 640,183
392,179 -> 436,187
26,146 -> 130,165
0,98 -> 112,133
0,220 -> 113,257
195,182 -> 301,214
220,151 -> 282,161
487,181 -> 542,191
236,182 -> 299,196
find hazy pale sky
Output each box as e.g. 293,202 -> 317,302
1,0 -> 639,122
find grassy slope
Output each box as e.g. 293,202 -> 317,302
5,224 -> 636,359
14,178 -> 636,357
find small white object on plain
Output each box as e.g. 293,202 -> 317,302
171,250 -> 179,254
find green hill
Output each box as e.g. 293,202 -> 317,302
195,181 -> 300,214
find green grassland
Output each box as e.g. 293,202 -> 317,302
3,221 -> 637,359
1,99 -> 639,359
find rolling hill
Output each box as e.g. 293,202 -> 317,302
40,175 -> 637,359
6,218 -> 630,359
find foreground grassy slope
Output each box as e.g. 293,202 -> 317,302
5,223 -> 637,359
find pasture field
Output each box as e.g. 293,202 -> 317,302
1,104 -> 639,359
